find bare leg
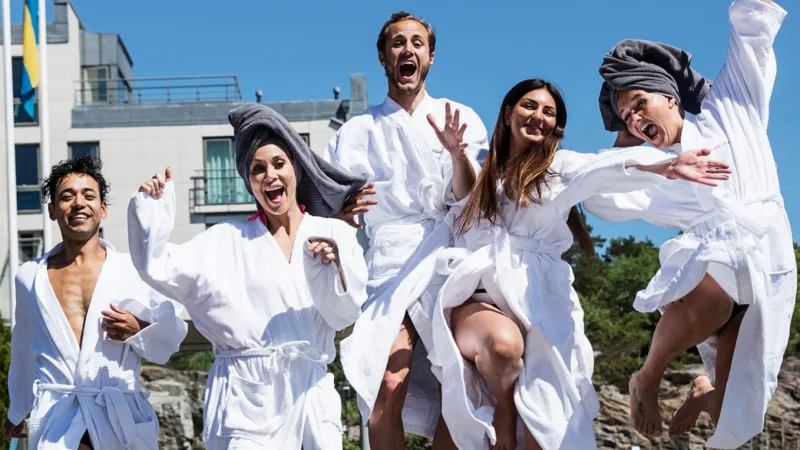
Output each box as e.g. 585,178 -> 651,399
524,427 -> 543,450
432,415 -> 458,450
629,274 -> 734,438
452,299 -> 524,450
668,305 -> 746,437
369,316 -> 419,450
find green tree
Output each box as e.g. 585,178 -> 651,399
0,316 -> 12,449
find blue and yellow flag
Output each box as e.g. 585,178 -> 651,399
20,0 -> 39,118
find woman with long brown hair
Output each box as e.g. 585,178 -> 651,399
427,78 -> 731,450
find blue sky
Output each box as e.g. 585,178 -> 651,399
33,0 -> 800,245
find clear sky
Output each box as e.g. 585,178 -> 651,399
31,0 -> 800,245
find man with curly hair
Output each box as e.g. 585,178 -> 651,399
4,153 -> 187,450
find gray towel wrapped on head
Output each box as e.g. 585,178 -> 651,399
598,39 -> 712,132
228,103 -> 367,217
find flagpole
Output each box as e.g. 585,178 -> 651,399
37,0 -> 50,252
3,0 -> 19,329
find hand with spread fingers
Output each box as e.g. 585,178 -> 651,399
427,101 -> 469,159
332,183 -> 378,229
139,167 -> 173,199
102,304 -> 150,341
4,418 -> 26,439
665,148 -> 733,187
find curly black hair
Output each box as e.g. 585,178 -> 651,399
41,152 -> 110,204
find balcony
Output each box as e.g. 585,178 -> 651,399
74,74 -> 242,106
189,168 -> 256,223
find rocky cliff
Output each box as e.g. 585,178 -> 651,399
142,357 -> 800,450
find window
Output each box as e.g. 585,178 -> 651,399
204,138 -> 251,205
16,144 -> 40,212
69,142 -> 99,160
19,231 -> 43,263
299,133 -> 310,146
12,57 -> 38,124
82,66 -> 109,104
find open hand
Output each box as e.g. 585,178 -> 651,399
427,102 -> 468,158
102,304 -> 150,341
666,148 -> 732,187
139,167 -> 173,199
331,183 -> 377,229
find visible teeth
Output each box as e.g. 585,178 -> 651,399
265,186 -> 282,192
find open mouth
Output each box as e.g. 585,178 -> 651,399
68,213 -> 90,223
641,123 -> 659,141
264,186 -> 285,205
399,61 -> 417,80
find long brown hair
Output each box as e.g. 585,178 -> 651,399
456,79 -> 595,257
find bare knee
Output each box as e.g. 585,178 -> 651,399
373,370 -> 410,421
482,328 -> 524,374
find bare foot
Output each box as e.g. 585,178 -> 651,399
629,371 -> 663,438
491,403 -> 518,450
669,375 -> 714,438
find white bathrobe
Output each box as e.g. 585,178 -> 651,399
127,182 -> 367,450
324,93 -> 488,437
429,148 -> 673,450
8,240 -> 187,450
583,1 -> 795,447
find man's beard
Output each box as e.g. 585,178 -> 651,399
385,62 -> 430,96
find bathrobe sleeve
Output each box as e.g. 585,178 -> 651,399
128,181 -> 209,307
443,106 -> 488,206
120,290 -> 188,365
7,263 -> 38,425
720,0 -> 786,126
303,219 -> 368,331
551,147 -> 672,213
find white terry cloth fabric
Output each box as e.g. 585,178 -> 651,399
9,240 -> 187,450
128,182 -> 368,449
584,1 -> 795,447
429,148 -> 674,449
324,92 -> 488,437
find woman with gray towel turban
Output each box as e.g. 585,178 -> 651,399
584,1 -> 794,447
127,103 -> 370,449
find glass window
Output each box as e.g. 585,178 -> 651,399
69,142 -> 99,160
16,144 -> 41,212
203,138 -> 251,205
82,66 -> 109,104
19,231 -> 43,263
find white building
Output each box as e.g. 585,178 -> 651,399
0,0 -> 369,348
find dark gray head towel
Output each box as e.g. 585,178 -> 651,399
228,103 -> 366,217
598,39 -> 712,132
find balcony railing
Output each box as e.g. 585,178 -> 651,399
189,168 -> 255,216
74,75 -> 242,106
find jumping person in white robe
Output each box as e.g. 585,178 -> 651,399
128,103 -> 368,450
584,0 -> 795,446
427,79 -> 732,450
322,11 -> 488,449
5,153 -> 188,450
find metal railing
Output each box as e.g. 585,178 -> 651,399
189,168 -> 254,213
74,75 -> 242,106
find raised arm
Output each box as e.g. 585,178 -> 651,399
715,0 -> 786,124
127,168 -> 207,305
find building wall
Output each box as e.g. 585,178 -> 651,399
0,2 -> 82,320
0,1 -> 344,322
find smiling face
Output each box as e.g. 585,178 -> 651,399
505,88 -> 559,150
248,141 -> 298,218
379,19 -> 434,97
616,90 -> 684,148
48,173 -> 107,242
